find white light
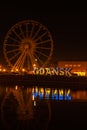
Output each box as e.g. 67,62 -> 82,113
15,85 -> 18,90
34,101 -> 36,106
35,59 -> 37,61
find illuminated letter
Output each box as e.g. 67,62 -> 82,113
52,68 -> 59,75
33,68 -> 39,75
59,89 -> 64,100
64,68 -> 72,76
45,68 -> 51,75
39,68 -> 45,75
52,89 -> 58,100
39,88 -> 44,99
32,87 -> 39,98
64,89 -> 71,100
45,88 -> 51,99
59,68 -> 65,76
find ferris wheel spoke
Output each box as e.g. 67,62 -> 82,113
34,53 -> 44,65
19,52 -> 27,69
36,39 -> 51,45
26,54 -> 30,70
26,56 -> 30,70
36,47 -> 51,50
15,54 -> 24,70
34,32 -> 47,42
19,25 -> 25,39
28,53 -> 35,67
29,23 -> 35,38
12,49 -> 26,70
7,48 -> 20,54
26,23 -> 29,38
35,50 -> 49,58
32,26 -> 41,40
9,51 -> 21,61
16,50 -> 26,70
5,43 -> 20,47
12,30 -> 23,41
36,46 -> 51,50
29,53 -> 39,67
18,50 -> 27,70
8,36 -> 20,43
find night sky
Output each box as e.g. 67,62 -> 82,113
0,4 -> 87,66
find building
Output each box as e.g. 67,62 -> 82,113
58,61 -> 87,76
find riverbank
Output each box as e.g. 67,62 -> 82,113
0,74 -> 87,89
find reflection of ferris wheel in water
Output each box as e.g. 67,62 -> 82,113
1,87 -> 51,130
3,20 -> 53,71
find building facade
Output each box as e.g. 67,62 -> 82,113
58,61 -> 87,76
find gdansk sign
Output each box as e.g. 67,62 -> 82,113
33,67 -> 72,76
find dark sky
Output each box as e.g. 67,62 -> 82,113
0,4 -> 87,66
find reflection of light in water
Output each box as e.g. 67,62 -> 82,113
0,86 -> 51,130
34,101 -> 36,106
15,85 -> 18,90
32,87 -> 71,100
1,85 -> 87,130
71,91 -> 87,101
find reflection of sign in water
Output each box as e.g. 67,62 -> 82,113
32,87 -> 71,100
33,67 -> 72,76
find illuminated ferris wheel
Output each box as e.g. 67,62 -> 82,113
3,20 -> 53,71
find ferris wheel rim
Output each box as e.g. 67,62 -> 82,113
3,20 -> 54,70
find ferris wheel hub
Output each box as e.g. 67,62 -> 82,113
24,44 -> 29,49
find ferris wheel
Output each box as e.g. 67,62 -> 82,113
3,20 -> 53,72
